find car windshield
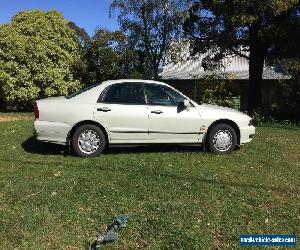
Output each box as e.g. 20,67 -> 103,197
66,83 -> 101,99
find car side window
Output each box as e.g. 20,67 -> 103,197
102,83 -> 146,105
145,84 -> 185,106
161,85 -> 186,106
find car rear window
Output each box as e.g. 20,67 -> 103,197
66,83 -> 101,99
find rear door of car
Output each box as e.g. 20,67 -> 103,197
145,84 -> 203,143
94,82 -> 149,142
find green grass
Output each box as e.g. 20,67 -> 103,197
0,114 -> 299,249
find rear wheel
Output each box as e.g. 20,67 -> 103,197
72,124 -> 107,157
207,124 -> 237,154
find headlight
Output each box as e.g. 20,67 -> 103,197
248,119 -> 253,126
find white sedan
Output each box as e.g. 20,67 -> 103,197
33,79 -> 255,157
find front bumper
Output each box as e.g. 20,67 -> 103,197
240,125 -> 255,144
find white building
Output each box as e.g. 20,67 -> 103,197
159,44 -> 289,80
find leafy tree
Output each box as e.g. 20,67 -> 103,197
68,22 -> 91,85
110,0 -> 187,79
68,21 -> 91,49
0,10 -> 82,110
85,28 -> 141,83
267,10 -> 300,80
183,0 -> 299,112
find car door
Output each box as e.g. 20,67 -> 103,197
94,82 -> 149,142
145,84 -> 203,143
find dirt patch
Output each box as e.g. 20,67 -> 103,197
211,229 -> 224,250
0,115 -> 30,122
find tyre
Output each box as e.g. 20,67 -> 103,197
72,124 -> 107,157
207,123 -> 237,154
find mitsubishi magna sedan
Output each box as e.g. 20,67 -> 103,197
33,79 -> 255,157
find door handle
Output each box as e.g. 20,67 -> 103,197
151,110 -> 163,114
97,107 -> 111,112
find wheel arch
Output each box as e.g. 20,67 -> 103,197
67,120 -> 109,145
205,119 -> 240,146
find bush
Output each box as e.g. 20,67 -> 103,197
270,79 -> 300,123
0,10 -> 82,110
167,74 -> 239,109
197,75 -> 237,109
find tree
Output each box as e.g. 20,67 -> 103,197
267,8 -> 300,80
110,0 -> 187,79
0,10 -> 82,110
68,22 -> 91,85
183,0 -> 299,112
85,29 -> 141,83
68,21 -> 91,49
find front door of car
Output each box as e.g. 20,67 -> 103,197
94,82 -> 149,142
145,84 -> 203,143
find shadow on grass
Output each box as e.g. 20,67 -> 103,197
22,136 -> 204,156
108,144 -> 204,154
22,136 -> 67,155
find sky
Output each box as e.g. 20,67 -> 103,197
0,0 -> 120,36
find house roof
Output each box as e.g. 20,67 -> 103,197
159,50 -> 290,80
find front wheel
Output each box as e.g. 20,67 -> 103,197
72,124 -> 107,157
207,124 -> 237,154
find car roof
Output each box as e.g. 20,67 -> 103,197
73,79 -> 198,106
79,79 -> 169,99
101,79 -> 168,88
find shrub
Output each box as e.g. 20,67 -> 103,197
270,79 -> 300,123
194,74 -> 238,109
0,10 -> 82,110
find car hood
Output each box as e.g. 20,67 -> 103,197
197,103 -> 251,119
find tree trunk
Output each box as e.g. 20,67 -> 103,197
153,63 -> 159,80
247,25 -> 266,113
248,46 -> 264,112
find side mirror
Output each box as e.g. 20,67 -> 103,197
183,99 -> 190,111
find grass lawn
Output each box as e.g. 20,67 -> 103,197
0,113 -> 299,249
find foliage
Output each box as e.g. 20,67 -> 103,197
197,75 -> 236,108
273,59 -> 300,80
0,10 -> 82,110
68,21 -> 91,49
0,117 -> 299,248
68,23 -> 142,84
243,78 -> 300,125
183,0 -> 300,112
270,79 -> 300,123
84,29 -> 142,84
166,75 -> 238,109
266,7 -> 300,79
67,22 -> 91,85
251,110 -> 298,127
251,111 -> 277,127
110,0 -> 187,79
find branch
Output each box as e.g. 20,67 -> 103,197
157,2 -> 169,67
229,48 -> 250,60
